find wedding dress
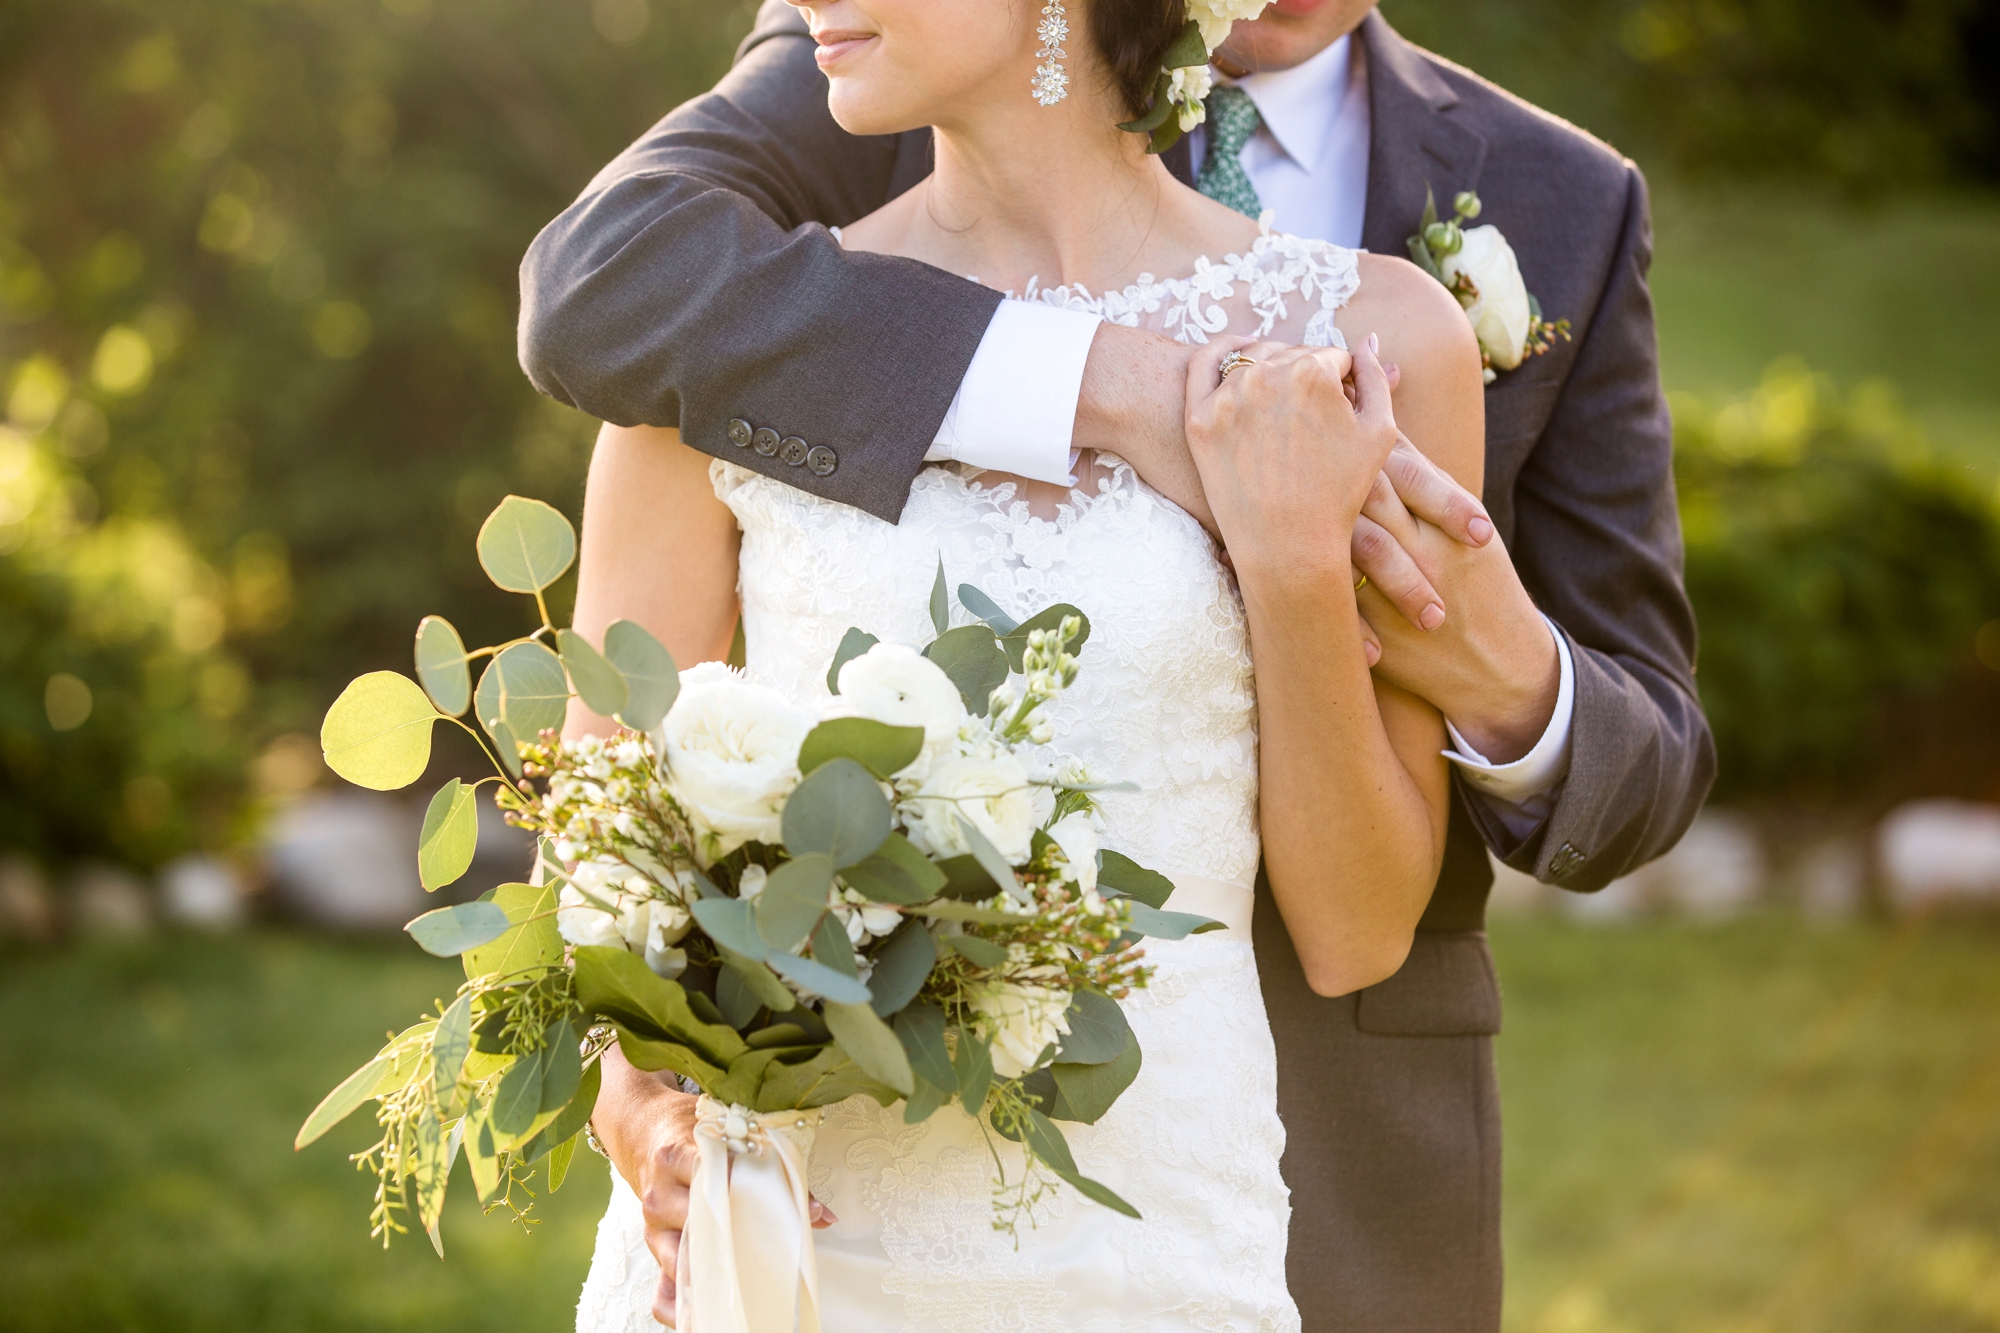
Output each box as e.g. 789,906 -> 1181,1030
577,228 -> 1359,1333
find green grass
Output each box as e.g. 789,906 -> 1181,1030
1650,185 -> 2000,486
4,921 -> 1998,1331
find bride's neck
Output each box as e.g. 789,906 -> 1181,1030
880,90 -> 1202,294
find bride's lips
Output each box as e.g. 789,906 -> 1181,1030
812,29 -> 877,70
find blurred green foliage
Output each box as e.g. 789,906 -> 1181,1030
0,0 -> 757,868
1382,0 -> 1997,188
1676,364 -> 2000,802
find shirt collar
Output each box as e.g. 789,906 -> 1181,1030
1231,33 -> 1354,172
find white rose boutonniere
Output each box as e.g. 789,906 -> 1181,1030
1408,190 -> 1570,384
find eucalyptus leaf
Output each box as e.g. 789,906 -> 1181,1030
1000,604 -> 1093,673
716,963 -> 763,1028
615,1025 -> 729,1087
477,496 -> 576,595
413,1108 -> 448,1238
545,1057 -> 601,1149
690,896 -> 764,958
462,882 -> 563,981
414,616 -> 472,717
903,1073 -> 950,1124
1059,1167 -> 1141,1218
893,1003 -> 955,1093
955,583 -> 1020,635
867,920 -> 937,1018
491,1046 -> 546,1135
823,1000 -> 914,1097
782,758 -> 892,869
557,629 -> 629,718
1053,990 -> 1131,1065
798,718 -> 925,781
1096,850 -> 1175,909
1159,17 -> 1206,69
1123,900 -> 1225,940
718,946 -> 799,1014
537,1019 -> 584,1114
295,1056 -> 387,1150
810,912 -> 859,977
1116,70 -> 1178,135
1021,1107 -> 1080,1175
912,899 -> 1020,926
930,557 -> 950,637
321,672 -> 440,791
418,779 -> 480,891
751,1044 -> 902,1113
1050,1035 -> 1142,1125
432,994 -> 474,1106
954,1028 -> 993,1112
841,832 -> 947,905
765,949 -> 873,1005
825,627 -> 879,695
546,1134 -> 579,1194
465,1107 -> 501,1203
958,819 -> 1024,903
406,901 -> 512,957
754,853 -> 834,951
745,1023 -> 812,1050
943,933 -> 1007,969
604,619 -> 679,731
934,854 -> 1004,901
490,642 -> 569,748
924,625 -> 1009,716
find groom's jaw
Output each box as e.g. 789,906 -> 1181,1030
1215,0 -> 1376,75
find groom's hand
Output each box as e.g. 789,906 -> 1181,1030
1356,463 -> 1562,762
591,1046 -> 837,1328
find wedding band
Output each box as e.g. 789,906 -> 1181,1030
1219,351 -> 1257,380
1354,574 -> 1369,592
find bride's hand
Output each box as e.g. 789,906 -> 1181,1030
592,1046 -> 836,1328
1185,333 -> 1400,584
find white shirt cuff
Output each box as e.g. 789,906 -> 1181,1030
925,299 -> 1101,486
1442,614 -> 1575,805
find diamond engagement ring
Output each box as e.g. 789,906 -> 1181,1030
1219,351 -> 1256,381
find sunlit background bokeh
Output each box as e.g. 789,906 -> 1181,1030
4,1 -> 2000,1330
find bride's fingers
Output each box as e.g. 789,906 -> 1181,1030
810,1197 -> 840,1228
653,1271 -> 679,1328
1184,335 -> 1256,414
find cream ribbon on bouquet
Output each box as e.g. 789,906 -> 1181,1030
676,1098 -> 824,1333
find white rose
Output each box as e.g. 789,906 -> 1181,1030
834,643 -> 966,780
1046,811 -> 1100,896
659,664 -> 815,865
969,974 -> 1073,1079
1187,0 -> 1271,52
1439,225 -> 1533,373
906,752 -> 1039,864
556,883 -> 626,950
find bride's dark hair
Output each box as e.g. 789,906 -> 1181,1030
1089,0 -> 1192,115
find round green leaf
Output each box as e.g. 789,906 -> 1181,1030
414,616 -> 472,717
480,642 -> 569,750
1052,989 -> 1132,1065
418,778 -> 480,891
755,853 -> 834,951
604,619 -> 678,731
321,672 -> 441,791
823,999 -> 913,1097
924,626 -> 1009,717
765,949 -> 873,1007
406,900 -> 512,957
476,496 -> 577,595
798,717 -> 925,781
782,758 -> 892,869
557,628 -> 629,717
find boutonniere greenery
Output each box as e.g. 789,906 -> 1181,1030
1407,190 -> 1570,384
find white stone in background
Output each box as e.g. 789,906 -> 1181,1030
266,791 -> 425,930
160,854 -> 246,931
0,856 -> 57,943
69,862 -> 154,937
1486,855 -> 1557,915
1879,800 -> 2000,911
1797,838 -> 1868,921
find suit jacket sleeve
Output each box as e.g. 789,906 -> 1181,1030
1471,166 -> 1717,892
516,2 -> 1003,522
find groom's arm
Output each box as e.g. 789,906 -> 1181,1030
518,3 -> 1006,522
1493,167 -> 1715,891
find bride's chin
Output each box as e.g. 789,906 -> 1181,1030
825,89 -> 924,139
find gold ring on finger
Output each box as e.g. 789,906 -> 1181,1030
1354,573 -> 1369,593
1219,351 -> 1257,381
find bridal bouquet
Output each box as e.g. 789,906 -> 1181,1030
298,495 -> 1213,1271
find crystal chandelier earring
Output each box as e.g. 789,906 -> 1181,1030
1032,0 -> 1071,106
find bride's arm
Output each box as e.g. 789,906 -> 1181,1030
1190,264 -> 1485,997
565,423 -> 742,738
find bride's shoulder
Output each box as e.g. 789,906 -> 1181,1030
1341,251 -> 1481,365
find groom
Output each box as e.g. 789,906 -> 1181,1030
520,1 -> 1713,1328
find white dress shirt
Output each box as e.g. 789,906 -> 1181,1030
920,34 -> 1574,830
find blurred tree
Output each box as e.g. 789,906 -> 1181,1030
1675,364 -> 2000,803
0,0 -> 757,868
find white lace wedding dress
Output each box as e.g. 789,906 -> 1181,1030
577,228 -> 1360,1333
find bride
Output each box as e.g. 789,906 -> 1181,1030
562,0 -> 1483,1326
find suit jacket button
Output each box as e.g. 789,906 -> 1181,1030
726,419 -> 754,448
779,436 -> 809,467
751,427 -> 781,456
806,445 -> 838,477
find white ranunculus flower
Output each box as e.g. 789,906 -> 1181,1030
1046,811 -> 1100,896
556,883 -> 626,950
969,973 -> 1073,1079
1440,225 -> 1533,373
834,643 -> 966,780
1186,0 -> 1272,53
659,664 -> 815,865
906,752 -> 1039,864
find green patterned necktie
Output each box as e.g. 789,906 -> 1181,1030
1196,84 -> 1265,219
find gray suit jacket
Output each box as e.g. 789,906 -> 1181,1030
520,7 -> 1714,1326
